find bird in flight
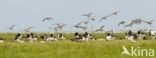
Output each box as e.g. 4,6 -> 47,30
79,26 -> 88,31
95,25 -> 105,32
144,20 -> 154,25
100,11 -> 120,22
89,15 -> 96,21
42,17 -> 53,22
73,22 -> 82,28
131,18 -> 145,24
24,26 -> 34,32
48,27 -> 59,32
111,11 -> 120,15
82,21 -> 90,25
81,12 -> 94,18
124,23 -> 133,28
118,21 -> 125,27
72,22 -> 88,31
100,15 -> 111,22
8,24 -> 16,31
54,23 -> 66,30
124,18 -> 146,28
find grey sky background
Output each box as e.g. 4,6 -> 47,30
0,0 -> 156,32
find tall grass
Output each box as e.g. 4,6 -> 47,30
0,40 -> 156,58
0,33 -> 155,58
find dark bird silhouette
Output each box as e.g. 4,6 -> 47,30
95,25 -> 105,32
89,15 -> 96,21
100,11 -> 120,22
79,26 -> 88,31
144,20 -> 154,25
24,26 -> 34,32
54,23 -> 66,30
42,17 -> 53,22
111,11 -> 120,15
72,22 -> 88,31
131,18 -> 145,24
73,22 -> 82,28
48,27 -> 53,29
8,24 -> 16,31
48,27 -> 59,32
124,23 -> 133,28
82,21 -> 90,25
118,21 -> 125,27
100,15 -> 111,22
76,22 -> 82,26
124,18 -> 146,28
81,12 -> 93,18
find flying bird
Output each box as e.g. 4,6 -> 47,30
100,11 -> 120,22
24,26 -> 34,32
131,18 -> 145,24
89,15 -> 96,21
76,22 -> 82,26
144,20 -> 154,25
81,12 -> 94,18
8,24 -> 16,31
118,21 -> 125,27
111,11 -> 120,15
124,23 -> 133,28
73,25 -> 81,29
82,21 -> 90,25
48,27 -> 53,29
124,18 -> 146,28
79,26 -> 88,31
72,22 -> 88,31
48,27 -> 59,32
72,22 -> 82,28
55,23 -> 66,30
95,25 -> 105,32
100,15 -> 111,22
42,17 -> 53,22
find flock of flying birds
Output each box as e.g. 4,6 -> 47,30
7,11 -> 154,32
118,18 -> 154,28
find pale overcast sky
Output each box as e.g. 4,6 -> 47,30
0,0 -> 156,32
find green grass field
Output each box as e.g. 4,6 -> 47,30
0,33 -> 156,58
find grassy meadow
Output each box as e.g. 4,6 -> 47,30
0,33 -> 156,58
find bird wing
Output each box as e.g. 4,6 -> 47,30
42,18 -> 46,22
100,25 -> 105,29
42,17 -> 52,22
118,21 -> 125,26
